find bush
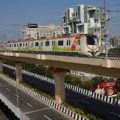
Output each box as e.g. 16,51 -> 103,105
64,74 -> 92,90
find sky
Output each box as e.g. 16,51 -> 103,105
0,0 -> 120,41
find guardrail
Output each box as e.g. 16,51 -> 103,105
1,50 -> 120,59
0,74 -> 88,120
3,64 -> 120,106
0,51 -> 90,57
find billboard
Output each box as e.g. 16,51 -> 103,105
28,24 -> 38,28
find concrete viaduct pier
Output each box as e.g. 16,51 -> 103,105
0,52 -> 120,104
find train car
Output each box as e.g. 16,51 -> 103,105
6,34 -> 100,56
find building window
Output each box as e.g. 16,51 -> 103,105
58,40 -> 63,46
36,33 -> 39,39
45,41 -> 49,46
78,25 -> 84,33
95,19 -> 99,23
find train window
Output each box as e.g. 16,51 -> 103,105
26,43 -> 28,47
67,40 -> 68,46
9,44 -> 11,47
52,41 -> 56,46
23,43 -> 24,47
35,42 -> 39,46
87,35 -> 95,45
14,44 -> 16,47
67,40 -> 71,46
40,42 -> 43,46
30,42 -> 34,47
78,40 -> 80,45
20,43 -> 22,47
58,40 -> 63,46
45,41 -> 49,46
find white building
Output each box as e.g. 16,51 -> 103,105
62,4 -> 107,44
110,36 -> 120,48
21,24 -> 62,39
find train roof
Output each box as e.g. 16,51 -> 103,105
7,35 -> 76,44
7,34 -> 95,44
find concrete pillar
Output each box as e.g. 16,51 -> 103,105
50,67 -> 69,104
0,59 -> 3,74
16,62 -> 22,83
53,72 -> 66,104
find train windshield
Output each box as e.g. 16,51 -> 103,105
87,35 -> 98,45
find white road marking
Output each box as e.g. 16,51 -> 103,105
15,94 -> 19,97
25,107 -> 50,114
26,103 -> 33,107
110,112 -> 120,117
6,88 -> 10,91
43,115 -> 52,120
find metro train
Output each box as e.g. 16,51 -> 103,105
6,34 -> 101,56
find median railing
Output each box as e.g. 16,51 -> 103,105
3,64 -> 120,106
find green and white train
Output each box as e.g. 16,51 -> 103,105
6,34 -> 100,56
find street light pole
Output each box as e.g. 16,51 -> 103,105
16,82 -> 20,114
105,35 -> 108,59
104,0 -> 108,60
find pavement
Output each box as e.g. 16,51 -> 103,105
0,78 -> 71,120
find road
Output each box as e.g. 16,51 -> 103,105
0,78 -> 71,120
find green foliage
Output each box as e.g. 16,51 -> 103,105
65,74 -> 82,86
108,48 -> 120,54
22,63 -> 53,78
4,60 -> 15,66
91,76 -> 106,85
64,74 -> 92,90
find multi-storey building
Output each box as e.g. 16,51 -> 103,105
62,4 -> 107,44
21,24 -> 62,39
110,36 -> 120,48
